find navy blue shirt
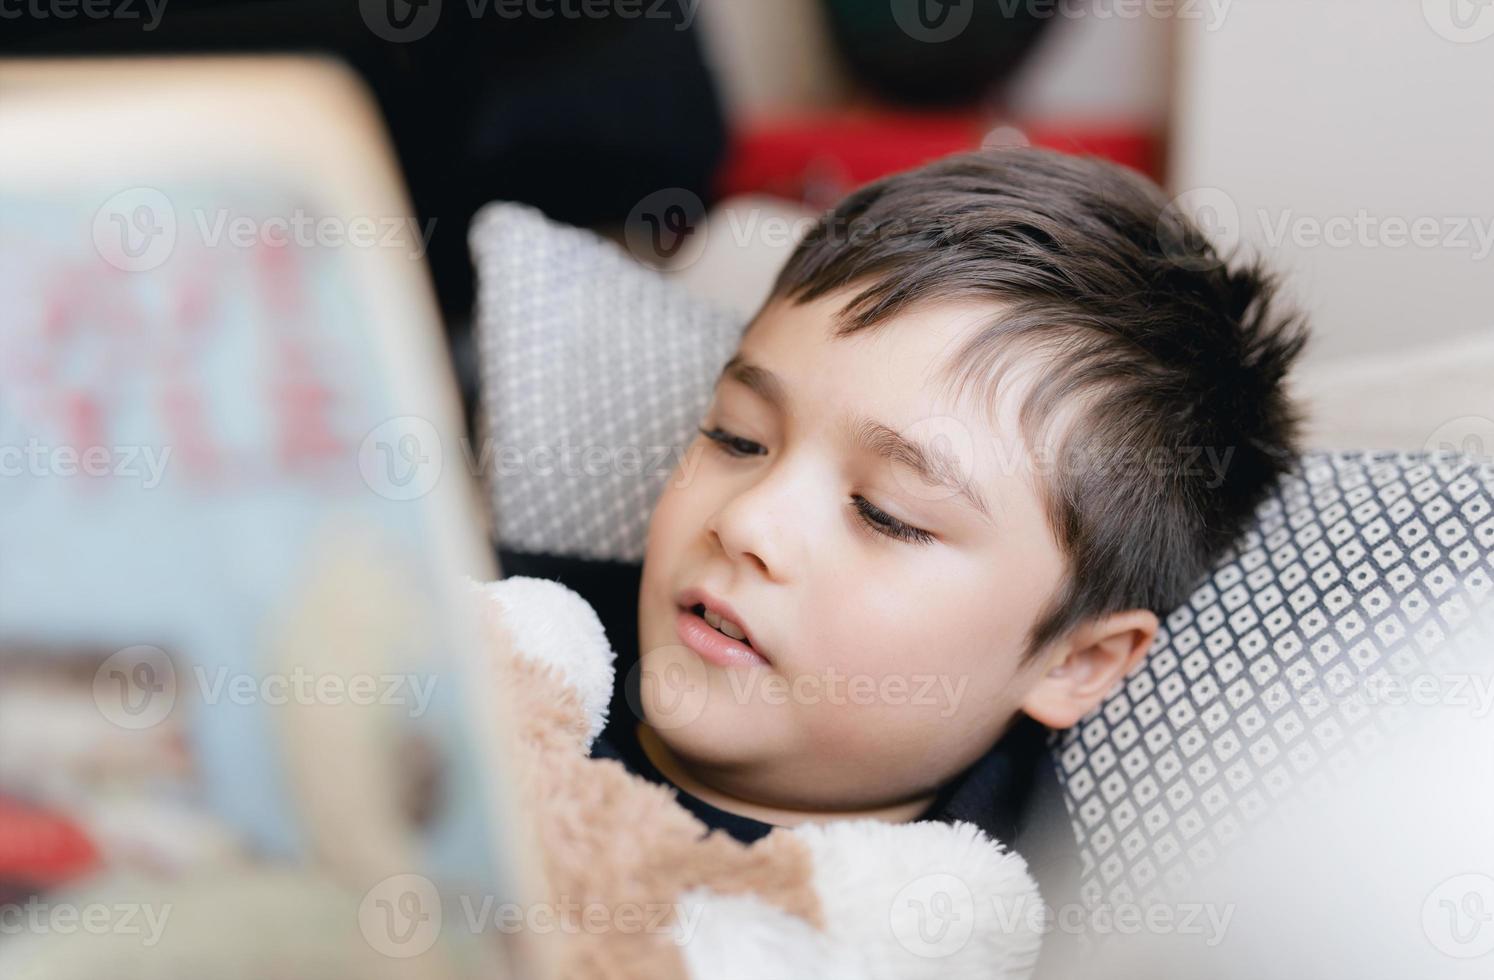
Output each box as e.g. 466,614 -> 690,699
592,708 -> 1050,847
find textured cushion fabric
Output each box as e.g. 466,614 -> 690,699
1054,451 -> 1494,907
470,201 -> 743,562
469,202 -> 1494,906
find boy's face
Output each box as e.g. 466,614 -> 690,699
636,291 -> 1073,812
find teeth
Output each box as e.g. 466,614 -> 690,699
702,608 -> 749,643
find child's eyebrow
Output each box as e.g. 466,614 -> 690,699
717,354 -> 994,524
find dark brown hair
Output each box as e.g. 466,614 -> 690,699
767,147 -> 1308,662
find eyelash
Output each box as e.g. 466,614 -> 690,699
697,425 -> 936,546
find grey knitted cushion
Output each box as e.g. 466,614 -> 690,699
469,201 -> 1494,908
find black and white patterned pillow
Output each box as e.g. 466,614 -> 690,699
469,202 -> 1494,907
1055,451 -> 1494,909
470,202 -> 743,562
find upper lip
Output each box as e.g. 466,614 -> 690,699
675,586 -> 770,661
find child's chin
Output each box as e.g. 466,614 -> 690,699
646,699 -> 781,767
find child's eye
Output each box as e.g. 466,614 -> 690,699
851,496 -> 935,546
700,426 -> 934,546
699,425 -> 767,458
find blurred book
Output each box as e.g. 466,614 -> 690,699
0,56 -> 534,980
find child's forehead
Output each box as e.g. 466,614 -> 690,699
736,291 -> 1026,434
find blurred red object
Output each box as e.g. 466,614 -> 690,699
0,796 -> 99,895
716,111 -> 1161,208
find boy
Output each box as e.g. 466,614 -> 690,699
592,146 -> 1306,904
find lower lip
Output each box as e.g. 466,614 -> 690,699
674,607 -> 770,668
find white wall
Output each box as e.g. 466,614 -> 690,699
1169,0 -> 1494,369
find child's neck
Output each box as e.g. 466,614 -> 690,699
635,721 -> 936,828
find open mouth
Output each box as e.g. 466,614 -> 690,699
673,597 -> 770,669
686,602 -> 752,647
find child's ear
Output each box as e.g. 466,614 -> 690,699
1020,609 -> 1159,730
